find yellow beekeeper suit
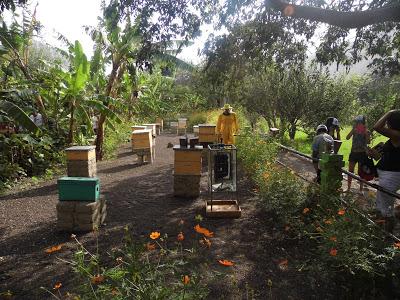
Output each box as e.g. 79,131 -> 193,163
216,104 -> 238,144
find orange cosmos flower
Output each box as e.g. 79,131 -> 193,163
394,242 -> 400,249
330,248 -> 338,256
330,236 -> 337,242
218,259 -> 234,266
337,209 -> 346,216
194,224 -> 214,237
146,243 -> 156,251
150,232 -> 160,240
53,282 -> 62,290
91,274 -> 105,284
45,244 -> 63,254
177,232 -> 184,241
303,207 -> 310,214
182,275 -> 190,285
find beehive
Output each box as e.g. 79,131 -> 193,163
142,123 -> 157,136
65,146 -> 96,161
199,124 -> 216,143
131,129 -> 152,149
58,177 -> 100,201
193,125 -> 199,136
155,118 -> 164,132
173,145 -> 203,175
131,125 -> 147,132
178,118 -> 187,129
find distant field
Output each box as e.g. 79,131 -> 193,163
286,126 -> 388,168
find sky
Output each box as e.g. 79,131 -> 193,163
33,0 -> 208,64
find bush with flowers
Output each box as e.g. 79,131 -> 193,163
236,132 -> 400,298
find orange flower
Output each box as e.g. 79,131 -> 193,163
194,224 -> 214,238
337,209 -> 346,216
218,259 -> 234,266
394,242 -> 400,249
91,274 -> 105,284
303,207 -> 310,214
146,243 -> 156,251
177,232 -> 184,241
263,172 -> 270,180
182,275 -> 190,285
329,236 -> 337,242
278,259 -> 288,271
329,248 -> 338,256
324,219 -> 333,225
150,232 -> 160,240
45,244 -> 63,254
53,282 -> 62,290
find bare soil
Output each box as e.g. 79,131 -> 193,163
1,134 -> 334,299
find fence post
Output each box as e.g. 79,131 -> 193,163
319,153 -> 344,195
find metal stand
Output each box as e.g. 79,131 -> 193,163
206,144 -> 241,218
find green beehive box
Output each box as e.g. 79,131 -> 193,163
58,177 -> 100,201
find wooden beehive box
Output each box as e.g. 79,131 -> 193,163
131,129 -> 152,149
143,123 -> 157,136
178,118 -> 187,129
173,145 -> 203,175
131,125 -> 147,132
199,124 -> 216,143
65,146 -> 96,161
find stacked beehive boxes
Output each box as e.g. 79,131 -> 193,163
57,146 -> 106,232
177,118 -> 187,135
173,145 -> 203,198
131,129 -> 153,163
193,125 -> 199,137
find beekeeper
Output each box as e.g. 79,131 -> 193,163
216,104 -> 238,144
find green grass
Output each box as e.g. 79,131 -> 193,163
285,126 -> 388,168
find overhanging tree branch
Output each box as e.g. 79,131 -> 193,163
267,0 -> 400,28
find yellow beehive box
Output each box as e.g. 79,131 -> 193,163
143,124 -> 157,136
173,145 -> 203,175
199,124 -> 216,135
65,146 -> 96,161
131,129 -> 152,149
131,125 -> 147,131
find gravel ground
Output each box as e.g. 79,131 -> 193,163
0,135 -> 338,299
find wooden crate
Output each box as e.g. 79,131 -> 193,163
206,200 -> 241,218
131,129 -> 152,149
173,145 -> 203,175
65,146 -> 96,161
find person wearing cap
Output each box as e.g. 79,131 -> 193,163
216,104 -> 238,144
325,117 -> 341,140
346,115 -> 371,192
311,124 -> 334,183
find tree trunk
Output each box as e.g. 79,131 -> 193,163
289,122 -> 297,140
95,59 -> 121,160
68,102 -> 75,144
267,0 -> 400,28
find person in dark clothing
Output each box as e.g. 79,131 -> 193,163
373,110 -> 400,232
325,117 -> 341,140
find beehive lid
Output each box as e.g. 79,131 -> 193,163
65,146 -> 96,152
199,124 -> 216,127
173,145 -> 203,151
131,125 -> 146,129
58,176 -> 99,184
142,123 -> 157,126
132,129 -> 152,134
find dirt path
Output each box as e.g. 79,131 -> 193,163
1,135 -> 334,299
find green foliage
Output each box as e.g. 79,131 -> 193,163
238,133 -> 400,297
187,112 -> 208,131
67,228 -> 210,299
